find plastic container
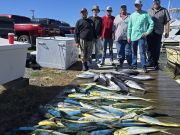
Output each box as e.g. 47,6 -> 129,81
8,33 -> 15,44
36,36 -> 78,70
0,38 -> 30,84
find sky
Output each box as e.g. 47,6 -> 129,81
0,0 -> 179,26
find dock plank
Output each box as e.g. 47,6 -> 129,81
144,71 -> 180,134
73,70 -> 180,134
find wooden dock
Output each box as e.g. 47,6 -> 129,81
73,68 -> 180,134
142,70 -> 180,135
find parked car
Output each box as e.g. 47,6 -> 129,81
0,14 -> 60,46
0,16 -> 14,38
31,18 -> 61,36
57,21 -> 74,36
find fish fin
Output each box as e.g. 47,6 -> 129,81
143,99 -> 156,102
80,83 -> 96,86
160,130 -> 174,135
142,106 -> 155,111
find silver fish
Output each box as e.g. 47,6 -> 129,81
114,127 -> 170,135
131,75 -> 154,81
76,72 -> 96,79
135,115 -> 180,127
111,77 -> 129,91
125,80 -> 145,91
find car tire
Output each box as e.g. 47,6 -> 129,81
18,35 -> 30,43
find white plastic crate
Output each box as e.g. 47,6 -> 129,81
36,37 -> 78,70
0,38 -> 30,84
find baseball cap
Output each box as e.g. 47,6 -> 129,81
106,6 -> 112,11
80,8 -> 87,13
92,5 -> 100,12
135,0 -> 142,5
121,4 -> 127,8
153,0 -> 160,3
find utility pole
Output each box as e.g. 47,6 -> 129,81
30,10 -> 35,19
168,0 -> 172,12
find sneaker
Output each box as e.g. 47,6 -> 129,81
146,63 -> 154,67
110,61 -> 115,66
128,65 -> 133,69
154,65 -> 159,71
117,64 -> 123,68
96,60 -> 101,64
100,62 -> 105,67
82,62 -> 89,71
143,67 -> 148,73
133,66 -> 137,70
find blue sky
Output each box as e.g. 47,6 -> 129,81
0,0 -> 179,26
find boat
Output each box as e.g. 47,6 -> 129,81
164,2 -> 180,75
166,46 -> 180,75
162,6 -> 180,47
166,46 -> 180,65
162,19 -> 180,47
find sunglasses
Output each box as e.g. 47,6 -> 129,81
153,1 -> 160,4
135,4 -> 141,7
107,10 -> 112,12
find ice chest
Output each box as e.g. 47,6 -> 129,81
0,38 -> 30,84
36,37 -> 78,70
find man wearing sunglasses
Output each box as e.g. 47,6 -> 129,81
127,0 -> 154,73
75,8 -> 96,71
147,0 -> 171,70
101,6 -> 115,66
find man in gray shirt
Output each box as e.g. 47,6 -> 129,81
147,0 -> 171,70
114,4 -> 132,69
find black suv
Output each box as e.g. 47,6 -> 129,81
0,17 -> 14,38
57,21 -> 73,36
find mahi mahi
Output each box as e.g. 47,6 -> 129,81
114,127 -> 170,135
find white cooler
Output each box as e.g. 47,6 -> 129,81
36,37 -> 78,70
0,38 -> 30,84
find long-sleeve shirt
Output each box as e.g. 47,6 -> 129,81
101,15 -> 115,39
75,18 -> 96,44
127,10 -> 154,41
114,14 -> 129,41
89,16 -> 102,38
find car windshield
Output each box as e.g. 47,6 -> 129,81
60,22 -> 70,27
12,15 -> 31,24
31,19 -> 49,25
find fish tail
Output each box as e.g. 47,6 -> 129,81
163,122 -> 180,127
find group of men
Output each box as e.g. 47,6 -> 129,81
75,0 -> 171,73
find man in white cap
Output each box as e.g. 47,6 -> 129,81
127,0 -> 154,73
114,4 -> 132,69
75,8 -> 96,71
89,5 -> 102,64
147,0 -> 171,70
101,6 -> 115,66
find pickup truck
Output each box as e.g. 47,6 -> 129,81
33,19 -> 74,36
0,14 -> 61,46
31,18 -> 61,36
0,17 -> 14,38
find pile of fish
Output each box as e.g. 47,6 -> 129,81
15,69 -> 180,135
